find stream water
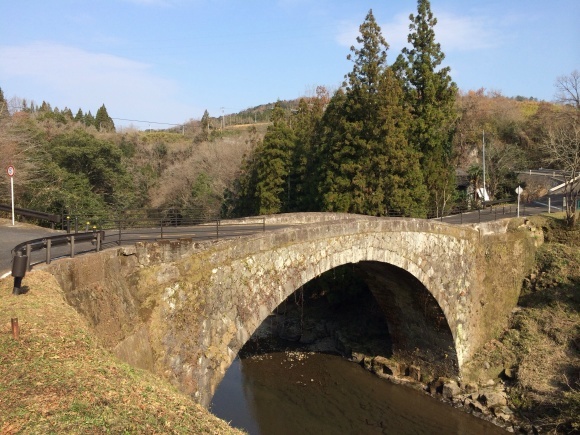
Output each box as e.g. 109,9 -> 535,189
210,351 -> 507,435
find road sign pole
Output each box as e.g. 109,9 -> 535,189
515,185 -> 523,218
7,166 -> 15,225
11,176 -> 14,225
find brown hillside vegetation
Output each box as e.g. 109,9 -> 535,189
0,271 -> 243,434
465,214 -> 580,433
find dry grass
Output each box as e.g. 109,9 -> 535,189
0,271 -> 243,434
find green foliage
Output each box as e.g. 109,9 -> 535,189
287,90 -> 329,211
0,86 -> 8,119
229,104 -> 298,216
195,109 -> 211,143
118,135 -> 137,158
83,111 -> 95,127
185,172 -> 222,217
74,108 -> 84,122
253,103 -> 297,214
316,11 -> 427,216
21,129 -> 137,215
94,104 -> 115,132
153,142 -> 168,160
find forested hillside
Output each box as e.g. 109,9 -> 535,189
0,1 -> 577,225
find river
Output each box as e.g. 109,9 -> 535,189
210,351 -> 506,434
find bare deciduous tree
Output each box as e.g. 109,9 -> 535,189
544,111 -> 580,226
555,70 -> 580,109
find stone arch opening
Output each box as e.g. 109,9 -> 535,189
236,259 -> 459,387
240,263 -> 392,360
357,261 -> 459,379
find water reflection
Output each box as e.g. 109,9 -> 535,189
210,352 -> 506,435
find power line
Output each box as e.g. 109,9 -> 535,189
111,117 -> 182,127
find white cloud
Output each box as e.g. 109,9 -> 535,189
335,20 -> 360,49
435,12 -> 500,51
0,42 -> 195,125
336,10 -> 501,54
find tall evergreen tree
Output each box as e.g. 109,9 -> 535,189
62,107 -> 74,120
232,103 -> 297,215
39,101 -> 52,112
95,104 -> 115,131
195,109 -> 211,142
317,10 -> 426,216
395,0 -> 458,216
254,103 -> 297,214
84,111 -> 95,127
227,127 -> 262,217
74,108 -> 84,122
0,87 -> 7,118
288,87 -> 329,211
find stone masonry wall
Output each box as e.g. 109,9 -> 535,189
44,213 -> 541,407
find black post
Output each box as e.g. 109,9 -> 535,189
12,251 -> 28,295
46,239 -> 52,264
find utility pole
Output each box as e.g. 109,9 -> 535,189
482,130 -> 487,201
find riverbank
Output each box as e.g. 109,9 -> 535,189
0,271 -> 243,434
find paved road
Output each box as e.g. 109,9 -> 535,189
0,197 -> 561,278
0,220 -> 63,277
0,219 -> 279,278
436,199 -> 558,225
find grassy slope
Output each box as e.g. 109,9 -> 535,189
0,271 -> 243,434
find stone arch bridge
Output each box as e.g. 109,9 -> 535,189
45,213 -> 541,406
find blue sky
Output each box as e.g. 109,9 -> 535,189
1,0 -> 579,129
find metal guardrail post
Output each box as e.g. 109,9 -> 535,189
26,244 -> 31,271
46,239 -> 52,264
70,235 -> 75,258
12,252 -> 27,295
